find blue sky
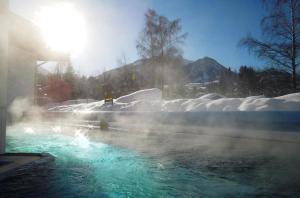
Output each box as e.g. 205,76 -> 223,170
10,0 -> 266,75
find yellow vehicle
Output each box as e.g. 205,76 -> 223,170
103,84 -> 113,105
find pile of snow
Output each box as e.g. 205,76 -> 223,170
192,98 -> 243,112
238,94 -> 300,111
120,100 -> 162,112
61,99 -> 96,106
115,88 -> 162,103
48,89 -> 300,112
198,93 -> 224,100
162,99 -> 189,112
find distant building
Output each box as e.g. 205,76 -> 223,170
8,12 -> 69,104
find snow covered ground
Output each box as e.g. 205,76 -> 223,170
48,88 -> 300,112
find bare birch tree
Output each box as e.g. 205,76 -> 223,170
240,0 -> 300,89
136,9 -> 187,89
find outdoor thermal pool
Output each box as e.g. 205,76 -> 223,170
1,124 -> 300,197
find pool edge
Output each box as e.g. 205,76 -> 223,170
0,152 -> 55,181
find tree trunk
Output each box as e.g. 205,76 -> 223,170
161,51 -> 164,93
292,67 -> 297,89
291,0 -> 297,89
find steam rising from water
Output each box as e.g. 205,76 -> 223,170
71,129 -> 90,149
52,126 -> 62,134
8,98 -> 96,150
24,127 -> 35,134
6,97 -> 300,196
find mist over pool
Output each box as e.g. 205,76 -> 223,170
1,124 -> 300,197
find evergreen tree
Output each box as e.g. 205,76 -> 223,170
238,66 -> 258,96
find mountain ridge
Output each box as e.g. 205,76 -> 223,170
184,57 -> 228,83
99,56 -> 228,83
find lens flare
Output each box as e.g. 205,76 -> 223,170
35,3 -> 87,55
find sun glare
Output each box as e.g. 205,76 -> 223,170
35,3 -> 87,55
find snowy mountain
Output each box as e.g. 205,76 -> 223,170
99,56 -> 227,84
184,57 -> 227,83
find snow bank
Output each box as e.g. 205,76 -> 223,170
194,98 -> 243,112
162,99 -> 189,112
198,93 -> 224,100
276,92 -> 300,101
115,88 -> 162,103
48,90 -> 300,112
238,93 -> 300,111
120,100 -> 162,112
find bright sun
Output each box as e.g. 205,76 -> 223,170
35,3 -> 87,55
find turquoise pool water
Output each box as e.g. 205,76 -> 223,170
1,127 -> 299,197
